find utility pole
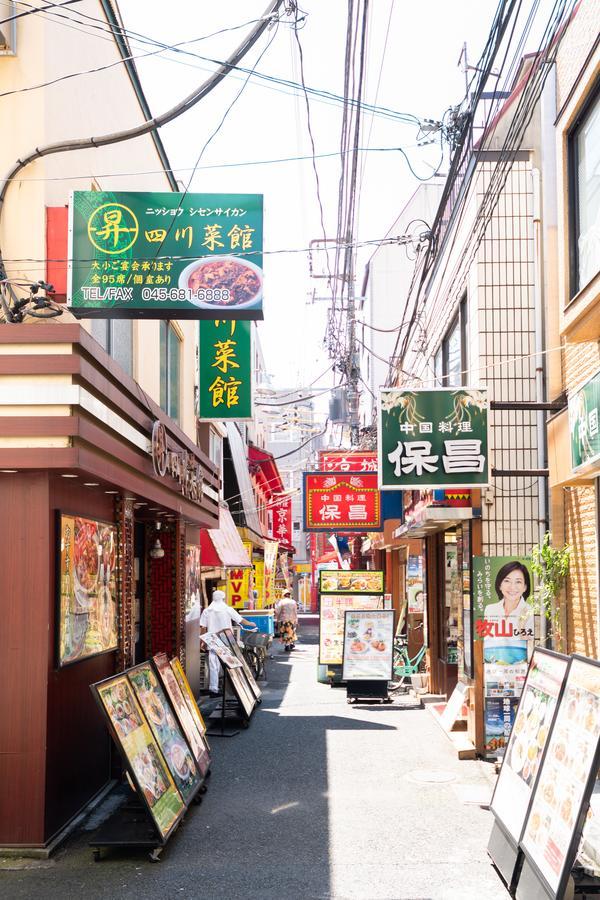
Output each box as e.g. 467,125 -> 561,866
345,229 -> 360,446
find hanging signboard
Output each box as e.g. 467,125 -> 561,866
319,450 -> 378,472
518,655 -> 600,900
263,540 -> 279,607
68,191 -> 263,320
341,609 -> 394,681
303,472 -> 381,532
569,369 -> 600,471
226,541 -> 253,609
378,388 -> 489,490
198,320 -> 252,420
270,494 -> 293,546
319,594 -> 383,665
319,569 -> 384,594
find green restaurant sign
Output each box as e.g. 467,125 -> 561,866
68,191 -> 263,320
569,370 -> 600,471
378,388 -> 489,490
198,320 -> 252,421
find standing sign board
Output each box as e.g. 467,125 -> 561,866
218,628 -> 262,702
92,673 -> 186,842
198,320 -> 252,420
487,649 -> 569,890
153,653 -> 211,775
319,570 -> 384,594
200,632 -> 256,720
378,388 -> 489,490
303,472 -> 381,532
319,595 -> 383,665
68,191 -> 263,320
518,655 -> 600,899
341,609 -> 394,681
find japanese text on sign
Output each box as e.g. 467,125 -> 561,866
304,472 -> 381,532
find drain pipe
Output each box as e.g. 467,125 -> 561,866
532,165 -> 548,647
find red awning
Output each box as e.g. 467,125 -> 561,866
200,506 -> 252,568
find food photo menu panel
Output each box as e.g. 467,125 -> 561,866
319,594 -> 383,665
490,649 -> 569,845
342,609 -> 394,681
520,655 -> 600,899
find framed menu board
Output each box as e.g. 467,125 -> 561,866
200,632 -> 257,720
218,628 -> 262,701
487,649 -> 569,890
319,570 -> 384,594
319,594 -> 383,665
153,653 -> 211,777
342,609 -> 394,681
92,673 -> 185,841
518,655 -> 600,899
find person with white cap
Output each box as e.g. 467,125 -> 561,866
200,589 -> 257,696
275,588 -> 298,652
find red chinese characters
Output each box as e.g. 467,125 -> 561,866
270,494 -> 292,545
319,450 -> 378,473
303,472 -> 381,531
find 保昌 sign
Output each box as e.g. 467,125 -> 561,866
303,472 -> 381,532
569,370 -> 600,471
198,320 -> 252,420
378,388 -> 489,490
68,191 -> 263,320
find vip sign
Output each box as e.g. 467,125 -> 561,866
378,388 -> 489,490
303,472 -> 382,532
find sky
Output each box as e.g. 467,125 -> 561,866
118,0 -> 501,398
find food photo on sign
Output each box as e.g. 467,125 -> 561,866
341,609 -> 395,681
68,191 -> 263,320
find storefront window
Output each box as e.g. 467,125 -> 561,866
570,84 -> 600,294
160,321 -> 181,423
440,528 -> 461,665
435,296 -> 468,387
90,319 -> 133,376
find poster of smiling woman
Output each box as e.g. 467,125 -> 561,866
473,556 -> 536,756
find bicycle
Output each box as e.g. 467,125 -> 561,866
241,630 -> 272,681
390,622 -> 426,692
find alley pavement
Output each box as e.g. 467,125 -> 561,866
1,627 -> 509,900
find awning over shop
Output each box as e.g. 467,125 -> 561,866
200,506 -> 252,568
394,507 -> 474,539
226,423 -> 263,537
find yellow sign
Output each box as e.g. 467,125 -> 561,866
88,203 -> 139,255
253,560 -> 265,609
226,540 -> 253,609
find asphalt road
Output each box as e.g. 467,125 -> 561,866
1,627 -> 509,899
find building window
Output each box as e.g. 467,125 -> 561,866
570,84 -> 600,296
209,428 -> 222,470
293,521 -> 301,531
90,319 -> 133,376
434,296 -> 468,386
160,321 -> 181,423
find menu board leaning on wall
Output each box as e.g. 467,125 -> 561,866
490,649 -> 569,845
520,655 -> 600,899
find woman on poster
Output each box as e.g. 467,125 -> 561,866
485,560 -> 534,640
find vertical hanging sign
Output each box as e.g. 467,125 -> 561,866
198,320 -> 253,420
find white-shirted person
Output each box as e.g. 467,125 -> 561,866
200,589 -> 256,696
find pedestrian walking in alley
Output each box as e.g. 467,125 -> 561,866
200,590 -> 257,696
275,588 -> 298,652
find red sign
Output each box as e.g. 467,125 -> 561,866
303,472 -> 381,532
270,494 -> 292,546
319,450 -> 378,473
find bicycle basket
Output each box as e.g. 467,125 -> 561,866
242,632 -> 271,649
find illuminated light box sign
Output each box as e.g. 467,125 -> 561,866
68,191 -> 263,320
303,472 -> 381,532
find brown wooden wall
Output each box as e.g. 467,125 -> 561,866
44,476 -> 115,843
0,473 -> 51,845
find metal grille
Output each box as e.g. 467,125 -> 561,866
476,160 -> 544,556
